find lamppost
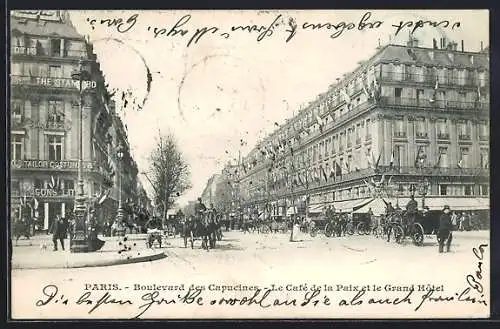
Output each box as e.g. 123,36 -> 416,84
115,142 -> 125,235
70,58 -> 92,253
418,178 -> 430,209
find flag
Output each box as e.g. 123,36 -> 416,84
335,162 -> 342,177
389,150 -> 394,168
298,172 -> 304,186
457,159 -> 464,169
430,76 -> 439,103
329,165 -> 335,179
362,79 -> 370,98
341,89 -> 351,107
414,146 -> 426,168
433,151 -> 443,168
321,166 -> 328,182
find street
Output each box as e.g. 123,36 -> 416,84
11,229 -> 490,319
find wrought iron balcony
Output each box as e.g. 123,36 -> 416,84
393,131 -> 407,138
11,45 -> 88,59
415,132 -> 428,139
437,133 -> 450,140
380,71 -> 488,89
459,134 -> 471,140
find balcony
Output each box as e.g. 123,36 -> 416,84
377,165 -> 489,177
380,96 -> 488,112
415,132 -> 428,139
11,45 -> 88,59
393,131 -> 407,138
437,133 -> 450,140
46,120 -> 67,130
11,75 -> 96,91
380,71 -> 487,89
458,134 -> 471,140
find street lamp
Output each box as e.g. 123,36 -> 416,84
115,143 -> 125,234
418,178 -> 430,208
70,58 -> 92,253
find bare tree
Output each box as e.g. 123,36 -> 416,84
148,133 -> 191,220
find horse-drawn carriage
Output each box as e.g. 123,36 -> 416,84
384,209 -> 426,246
181,210 -> 222,251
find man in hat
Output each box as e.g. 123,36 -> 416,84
438,205 -> 453,253
194,197 -> 207,218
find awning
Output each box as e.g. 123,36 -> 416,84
286,206 -> 298,215
353,198 -> 387,216
309,204 -> 324,213
424,197 -> 490,211
333,198 -> 372,212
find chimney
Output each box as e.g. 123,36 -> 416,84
481,41 -> 484,51
461,40 -> 464,52
433,38 -> 438,49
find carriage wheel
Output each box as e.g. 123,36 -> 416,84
412,223 -> 425,246
356,222 -> 365,235
324,224 -> 332,237
393,225 -> 404,244
260,225 -> 270,234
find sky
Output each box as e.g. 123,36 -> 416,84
68,10 -> 489,208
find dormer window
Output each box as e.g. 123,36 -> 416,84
428,51 -> 434,60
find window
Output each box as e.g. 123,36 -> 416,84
479,121 -> 488,141
458,69 -> 466,85
11,180 -> 21,197
464,185 -> 473,196
325,139 -> 330,155
438,147 -> 448,167
393,145 -> 404,167
365,119 -> 372,140
48,135 -> 63,161
458,147 -> 469,169
11,134 -> 23,160
318,143 -> 323,160
393,117 -> 406,137
458,120 -> 471,140
436,119 -> 449,139
356,124 -> 361,143
64,179 -> 74,190
395,87 -> 402,100
416,89 -> 424,104
347,155 -> 352,172
11,99 -> 23,117
415,117 -> 427,138
48,65 -> 62,78
51,39 -> 62,57
480,148 -> 489,168
347,129 -> 352,147
339,133 -> 344,151
440,185 -> 449,196
48,100 -> 64,122
480,184 -> 489,196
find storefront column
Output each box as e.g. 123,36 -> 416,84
44,202 -> 49,230
61,202 -> 66,217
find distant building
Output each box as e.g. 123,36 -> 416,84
238,37 -> 489,218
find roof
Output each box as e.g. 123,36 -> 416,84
11,18 -> 84,39
370,44 -> 489,69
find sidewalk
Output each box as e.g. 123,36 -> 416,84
11,234 -> 167,270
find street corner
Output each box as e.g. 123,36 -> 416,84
11,247 -> 167,270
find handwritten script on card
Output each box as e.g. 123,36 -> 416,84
85,12 -> 461,47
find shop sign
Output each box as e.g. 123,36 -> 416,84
33,188 -> 75,198
12,10 -> 62,21
11,159 -> 96,171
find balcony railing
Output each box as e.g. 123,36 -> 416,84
380,96 -> 488,111
459,134 -> 471,140
380,71 -> 487,88
393,131 -> 407,138
11,46 -> 88,59
11,75 -> 96,91
46,120 -> 66,130
415,132 -> 428,139
377,166 -> 489,177
437,133 -> 450,140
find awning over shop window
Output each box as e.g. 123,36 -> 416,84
424,197 -> 490,211
286,206 -> 297,216
333,198 -> 372,212
353,198 -> 387,216
309,204 -> 324,213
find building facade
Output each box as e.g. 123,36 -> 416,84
10,10 -> 144,230
238,37 -> 490,218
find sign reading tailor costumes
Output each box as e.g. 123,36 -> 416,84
11,159 -> 97,170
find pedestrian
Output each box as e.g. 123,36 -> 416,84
438,205 -> 453,253
451,211 -> 458,230
48,215 -> 67,251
